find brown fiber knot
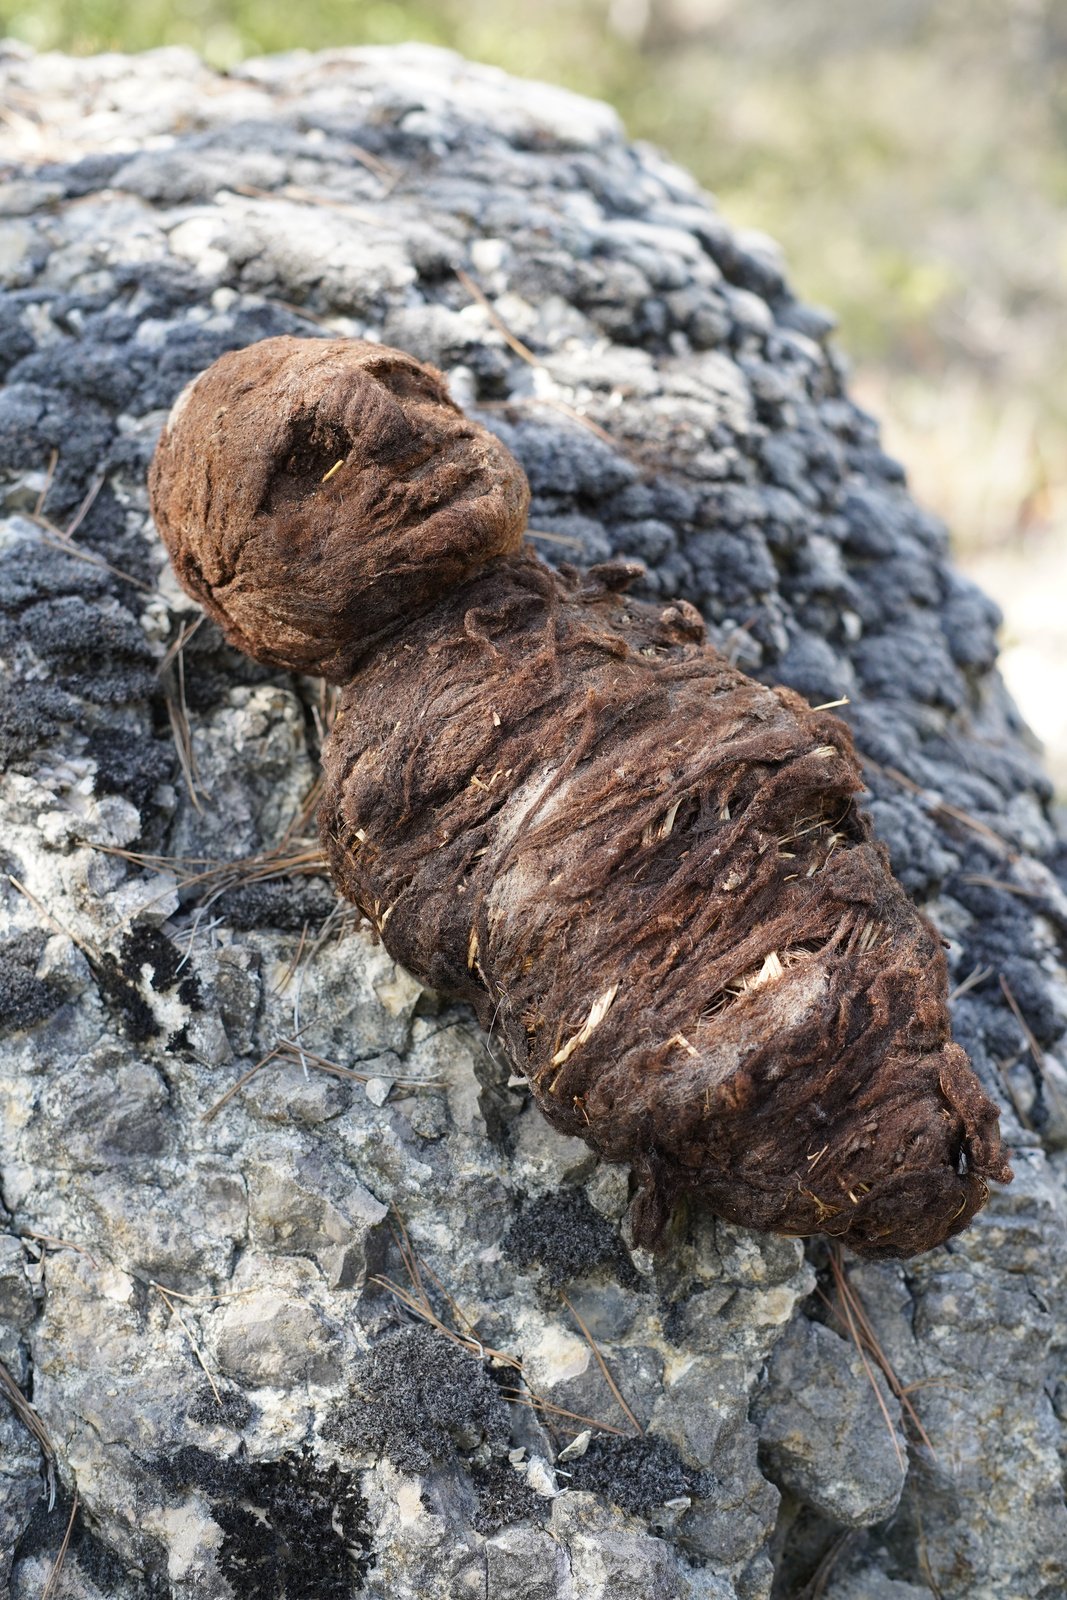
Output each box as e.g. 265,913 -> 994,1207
149,336 -> 1013,1261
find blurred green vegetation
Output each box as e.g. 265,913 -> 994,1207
2,0 -> 1065,551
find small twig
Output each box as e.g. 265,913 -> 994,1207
829,1257 -> 905,1476
38,525 -> 155,590
388,1213 -> 430,1313
993,1051 -> 1034,1131
160,614 -> 204,673
916,1502 -> 945,1599
96,840 -> 329,941
298,900 -> 346,967
456,267 -> 541,366
801,1529 -> 861,1600
232,180 -> 393,220
19,1230 -> 99,1270
871,762 -> 1013,860
999,973 -> 1045,1069
961,874 -> 1041,900
274,1037 -> 444,1091
34,448 -> 58,518
499,1388 -> 629,1438
376,1213 -> 629,1443
271,919 -> 311,995
370,1273 -> 497,1359
63,472 -> 105,540
266,297 -> 338,330
828,1249 -> 936,1460
415,1252 -> 487,1347
526,528 -> 585,550
166,694 -> 203,812
811,695 -> 851,712
162,617 -> 204,811
529,394 -> 625,452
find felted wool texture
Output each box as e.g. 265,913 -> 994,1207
148,336 -> 529,681
319,551 -> 1011,1259
151,336 -> 1012,1260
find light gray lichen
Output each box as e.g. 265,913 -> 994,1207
0,40 -> 1065,1600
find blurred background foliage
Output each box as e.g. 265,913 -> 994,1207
2,0 -> 1066,780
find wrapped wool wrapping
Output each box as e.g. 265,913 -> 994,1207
149,335 -> 1012,1260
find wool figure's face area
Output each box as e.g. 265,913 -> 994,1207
150,334 -> 1014,1262
148,336 -> 530,681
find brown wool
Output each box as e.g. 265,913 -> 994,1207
149,336 -> 1013,1260
148,337 -> 529,681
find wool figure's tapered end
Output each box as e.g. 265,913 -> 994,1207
151,335 -> 1014,1262
148,336 -> 530,680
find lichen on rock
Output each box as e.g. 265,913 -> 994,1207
1,39 -> 1066,1600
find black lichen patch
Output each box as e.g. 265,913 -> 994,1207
217,876 -> 337,933
85,726 -> 176,813
14,1486 -> 167,1598
0,383 -> 114,520
470,1457 -> 543,1534
18,593 -> 158,706
92,952 -> 160,1041
322,1323 -> 510,1474
0,931 -> 65,1034
503,1188 -> 638,1288
155,1444 -> 372,1599
563,1434 -> 712,1519
185,1383 -> 253,1429
0,680 -> 79,767
120,924 -> 201,1008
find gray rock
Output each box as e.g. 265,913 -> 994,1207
0,38 -> 1064,1600
825,1575 -> 931,1600
0,1234 -> 35,1327
751,1317 -> 907,1527
0,1405 -> 42,1596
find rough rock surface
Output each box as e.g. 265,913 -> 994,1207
0,40 -> 1065,1600
752,1318 -> 907,1530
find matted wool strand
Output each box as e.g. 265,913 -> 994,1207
149,335 -> 1013,1260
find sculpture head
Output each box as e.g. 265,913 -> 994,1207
149,336 -> 530,680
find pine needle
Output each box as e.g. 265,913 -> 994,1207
152,1283 -> 223,1408
560,1289 -> 643,1436
41,1491 -> 78,1600
0,1360 -> 57,1508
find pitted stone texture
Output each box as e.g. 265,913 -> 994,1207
825,1574 -> 932,1600
0,39 -> 1065,1600
751,1317 -> 906,1527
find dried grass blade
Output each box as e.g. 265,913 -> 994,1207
7,874 -> 100,961
999,973 -> 1045,1068
829,1262 -> 905,1476
153,1284 -> 223,1407
456,267 -> 540,366
41,1491 -> 78,1600
561,1289 -> 642,1436
500,1389 -> 628,1437
34,448 -> 58,517
201,1045 -> 282,1121
0,1359 -> 57,1508
63,471 -> 105,539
